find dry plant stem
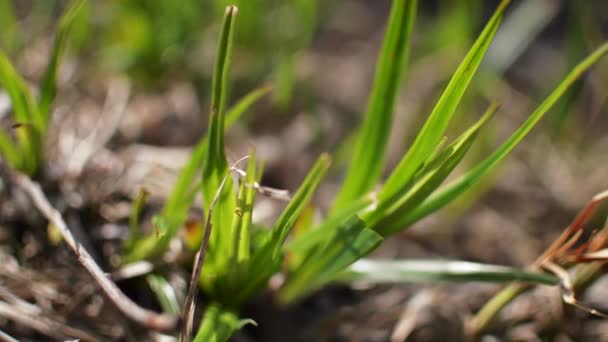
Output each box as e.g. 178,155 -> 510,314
0,300 -> 99,341
180,156 -> 250,342
14,173 -> 178,332
0,329 -> 19,342
470,189 -> 608,337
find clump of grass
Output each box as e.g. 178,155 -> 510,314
118,0 -> 608,340
0,0 -> 84,176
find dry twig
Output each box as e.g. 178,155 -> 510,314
14,173 -> 178,332
180,156 -> 249,342
0,300 -> 99,341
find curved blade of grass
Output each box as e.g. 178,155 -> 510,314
0,52 -> 39,124
269,153 -> 331,257
38,0 -> 85,125
332,0 -> 417,211
379,0 -> 509,205
279,216 -> 382,303
201,5 -> 238,272
0,0 -> 21,52
337,259 -> 558,285
398,42 -> 608,227
0,52 -> 40,173
225,84 -> 271,127
146,274 -> 180,316
367,104 -> 497,235
0,129 -> 19,167
285,193 -> 375,255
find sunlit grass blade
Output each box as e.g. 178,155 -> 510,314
193,303 -> 255,342
0,52 -> 38,124
225,84 -> 271,127
398,42 -> 608,227
201,5 -> 238,271
279,216 -> 383,303
146,273 -> 180,316
0,52 -> 41,174
379,0 -> 510,205
332,0 -> 417,211
337,259 -> 558,285
0,0 -> 21,52
366,104 -> 497,235
38,0 -> 85,125
285,193 -> 376,256
0,129 -> 19,167
268,153 -> 331,257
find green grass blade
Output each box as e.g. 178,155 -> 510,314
285,193 -> 375,255
193,303 -> 255,342
38,0 -> 86,126
279,216 -> 383,303
367,104 -> 497,235
0,52 -> 42,174
145,273 -> 180,315
0,52 -> 39,124
379,0 -> 509,204
332,0 -> 417,211
399,42 -> 608,227
0,129 -> 19,168
225,84 -> 271,127
269,153 -> 331,257
337,259 -> 558,285
0,0 -> 21,52
201,5 -> 238,270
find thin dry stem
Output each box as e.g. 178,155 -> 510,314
180,155 -> 250,342
0,300 -> 99,341
14,173 -> 178,332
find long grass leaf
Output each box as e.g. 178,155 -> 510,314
0,129 -> 19,167
145,274 -> 180,316
225,84 -> 271,127
0,52 -> 42,174
338,259 -> 558,285
332,0 -> 417,211
379,0 -> 509,204
285,193 -> 375,255
0,0 -> 21,52
399,42 -> 608,227
269,153 -> 331,257
367,104 -> 497,235
38,0 -> 86,126
279,216 -> 382,303
201,5 -> 238,270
